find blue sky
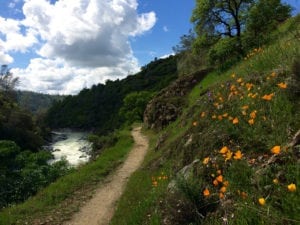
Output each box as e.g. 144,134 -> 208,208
0,0 -> 299,94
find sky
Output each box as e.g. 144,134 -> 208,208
0,0 -> 299,95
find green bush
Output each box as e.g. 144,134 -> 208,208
0,141 -> 70,208
208,37 -> 241,70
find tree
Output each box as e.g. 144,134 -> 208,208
0,65 -> 19,92
119,91 -> 154,125
173,30 -> 208,75
0,65 -> 19,102
191,0 -> 254,52
173,30 -> 196,54
244,0 -> 291,47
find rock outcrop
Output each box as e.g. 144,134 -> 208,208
144,69 -> 210,130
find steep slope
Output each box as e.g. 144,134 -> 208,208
111,16 -> 300,225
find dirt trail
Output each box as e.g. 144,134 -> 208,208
64,127 -> 148,225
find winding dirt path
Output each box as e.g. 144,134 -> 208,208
64,127 -> 148,225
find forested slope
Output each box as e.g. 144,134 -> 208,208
46,55 -> 178,134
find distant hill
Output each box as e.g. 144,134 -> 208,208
45,55 -> 178,134
16,91 -> 65,114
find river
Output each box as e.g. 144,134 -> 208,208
48,130 -> 92,166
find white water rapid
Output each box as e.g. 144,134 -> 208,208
49,131 -> 92,166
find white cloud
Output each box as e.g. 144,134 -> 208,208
1,0 -> 156,94
0,17 -> 38,53
163,26 -> 169,32
160,53 -> 174,59
13,56 -> 140,95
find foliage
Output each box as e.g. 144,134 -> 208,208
88,132 -> 118,158
0,140 -> 70,209
243,0 -> 291,49
46,55 -> 178,134
119,91 -> 154,125
0,68 -> 46,151
173,30 -> 196,54
208,37 -> 241,69
16,91 -> 65,114
0,93 -> 44,151
173,30 -> 209,75
0,65 -> 19,99
191,0 -> 254,47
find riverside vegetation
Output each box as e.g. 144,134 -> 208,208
0,0 -> 299,224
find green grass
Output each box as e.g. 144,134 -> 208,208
110,16 -> 300,225
0,128 -> 134,225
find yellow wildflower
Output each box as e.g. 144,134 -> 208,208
251,93 -> 258,99
222,113 -> 228,118
217,169 -> 222,175
203,157 -> 210,165
287,183 -> 296,192
193,121 -> 198,126
220,186 -> 227,193
220,146 -> 229,154
242,110 -> 247,116
201,111 -> 206,118
271,145 -> 281,155
273,178 -> 279,184
250,110 -> 257,119
233,150 -> 243,160
228,116 -> 233,121
277,82 -> 287,89
231,73 -> 236,78
237,78 -> 243,83
232,117 -> 239,124
248,119 -> 255,125
152,180 -> 158,187
212,115 -> 217,119
258,198 -> 266,206
203,188 -> 210,197
271,72 -> 276,77
216,175 -> 223,183
218,115 -> 223,120
223,180 -> 229,187
242,105 -> 249,110
230,85 -> 236,91
262,93 -> 274,101
225,151 -> 233,161
241,191 -> 248,199
246,83 -> 254,91
219,192 -> 225,199
213,179 -> 219,186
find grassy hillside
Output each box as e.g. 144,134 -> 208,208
111,16 -> 300,225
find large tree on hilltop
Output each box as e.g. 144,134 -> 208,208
191,0 -> 254,51
0,65 -> 19,100
0,65 -> 18,91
